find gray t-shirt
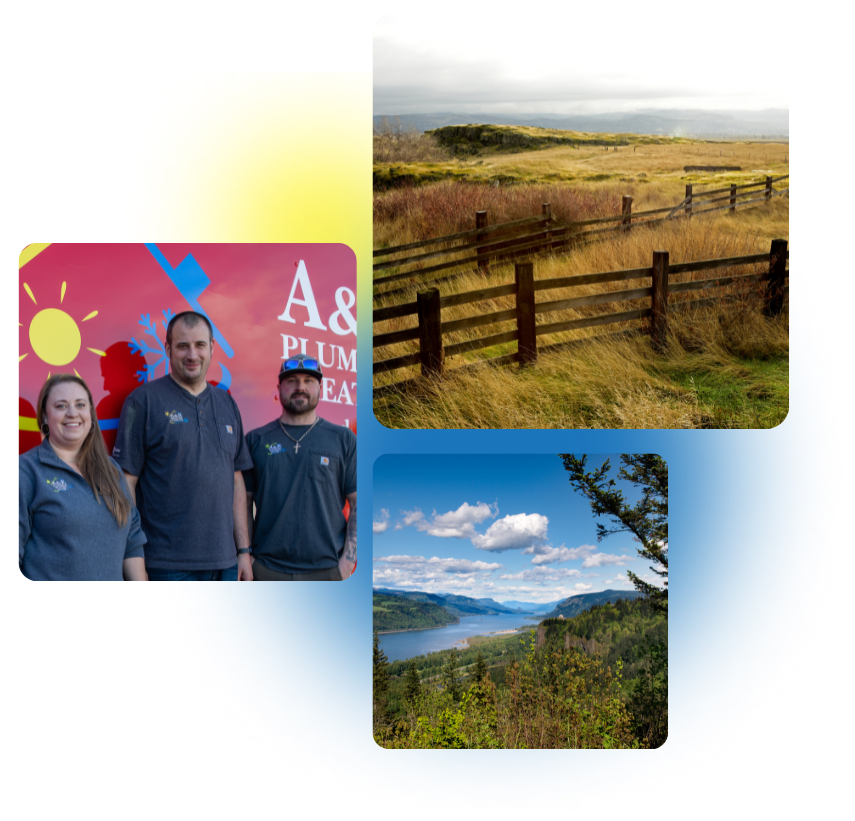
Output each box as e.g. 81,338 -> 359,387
244,418 -> 356,575
113,375 -> 253,570
19,439 -> 146,581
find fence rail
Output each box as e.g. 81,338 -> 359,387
373,240 -> 789,393
373,175 -> 789,302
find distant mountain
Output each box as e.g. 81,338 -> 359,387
498,600 -> 564,614
374,109 -> 788,139
544,589 -> 643,619
373,588 -> 529,616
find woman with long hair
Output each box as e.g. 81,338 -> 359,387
19,374 -> 147,580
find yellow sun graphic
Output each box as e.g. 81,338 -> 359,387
21,281 -> 104,373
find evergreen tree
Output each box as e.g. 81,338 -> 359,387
560,454 -> 668,613
473,650 -> 487,686
404,660 -> 422,708
373,631 -> 391,732
442,647 -> 461,702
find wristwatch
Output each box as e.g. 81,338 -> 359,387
237,547 -> 252,555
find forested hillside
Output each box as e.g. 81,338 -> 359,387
373,588 -> 523,616
373,593 -> 458,633
374,597 -> 667,749
545,589 -> 642,618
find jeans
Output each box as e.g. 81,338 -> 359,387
251,561 -> 342,581
146,564 -> 239,581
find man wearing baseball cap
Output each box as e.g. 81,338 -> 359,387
243,354 -> 356,580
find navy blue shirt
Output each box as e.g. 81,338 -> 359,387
113,375 -> 253,570
19,439 -> 147,581
244,418 -> 356,574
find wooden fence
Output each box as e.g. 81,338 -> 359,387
373,240 -> 788,393
373,174 -> 789,303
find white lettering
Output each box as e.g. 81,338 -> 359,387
281,335 -> 299,358
277,260 -> 328,330
280,335 -> 309,358
317,341 -> 336,369
329,286 -> 356,336
337,346 -> 356,373
322,377 -> 337,403
336,381 -> 353,405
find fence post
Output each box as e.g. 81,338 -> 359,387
622,195 -> 633,232
765,176 -> 773,202
651,251 -> 669,352
476,210 -> 488,274
764,239 -> 787,317
685,184 -> 693,219
730,184 -> 737,213
542,202 -> 552,252
417,288 -> 443,377
515,262 -> 537,366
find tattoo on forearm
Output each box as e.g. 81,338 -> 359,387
343,502 -> 356,562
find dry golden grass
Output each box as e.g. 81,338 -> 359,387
375,138 -> 788,190
372,145 -> 789,429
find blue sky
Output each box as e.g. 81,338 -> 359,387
373,453 -> 665,604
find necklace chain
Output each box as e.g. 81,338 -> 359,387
278,417 -> 319,453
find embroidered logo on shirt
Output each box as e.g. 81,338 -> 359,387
165,411 -> 189,424
265,442 -> 283,455
320,456 -> 330,466
225,425 -> 234,434
47,477 -> 72,492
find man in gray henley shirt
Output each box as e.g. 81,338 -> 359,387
113,311 -> 253,581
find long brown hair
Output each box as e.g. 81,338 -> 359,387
36,374 -> 132,527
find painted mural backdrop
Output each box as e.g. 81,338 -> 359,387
19,244 -> 357,455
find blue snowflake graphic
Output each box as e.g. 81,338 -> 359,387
129,309 -> 175,383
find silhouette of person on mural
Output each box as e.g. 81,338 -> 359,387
19,397 -> 41,454
95,342 -> 147,455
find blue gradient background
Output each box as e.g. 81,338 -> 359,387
3,4 -> 841,820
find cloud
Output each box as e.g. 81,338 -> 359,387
373,554 -> 502,592
523,543 -> 597,565
499,566 -> 581,584
574,583 -> 593,592
604,571 -> 632,586
394,501 -> 499,538
421,501 -> 498,538
581,553 -> 634,568
471,512 -> 548,552
395,508 -> 425,529
373,509 -> 391,534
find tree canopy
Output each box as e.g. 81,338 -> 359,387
559,454 -> 668,613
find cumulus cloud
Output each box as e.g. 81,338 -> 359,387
373,509 -> 391,533
395,508 -> 425,529
582,553 -> 634,568
394,501 -> 499,538
523,543 -> 596,565
472,512 -> 548,552
420,501 -> 498,538
573,583 -> 593,592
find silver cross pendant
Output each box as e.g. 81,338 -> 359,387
293,442 -> 301,453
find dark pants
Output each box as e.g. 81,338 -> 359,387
252,560 -> 342,581
146,564 -> 239,581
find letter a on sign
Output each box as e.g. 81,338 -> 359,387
278,260 -> 327,330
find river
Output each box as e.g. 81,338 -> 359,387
378,613 -> 539,662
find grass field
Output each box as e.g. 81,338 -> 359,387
372,126 -> 788,429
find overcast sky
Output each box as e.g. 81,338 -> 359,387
374,11 -> 789,116
373,454 -> 665,604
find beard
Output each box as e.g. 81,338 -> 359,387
283,389 -> 319,416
